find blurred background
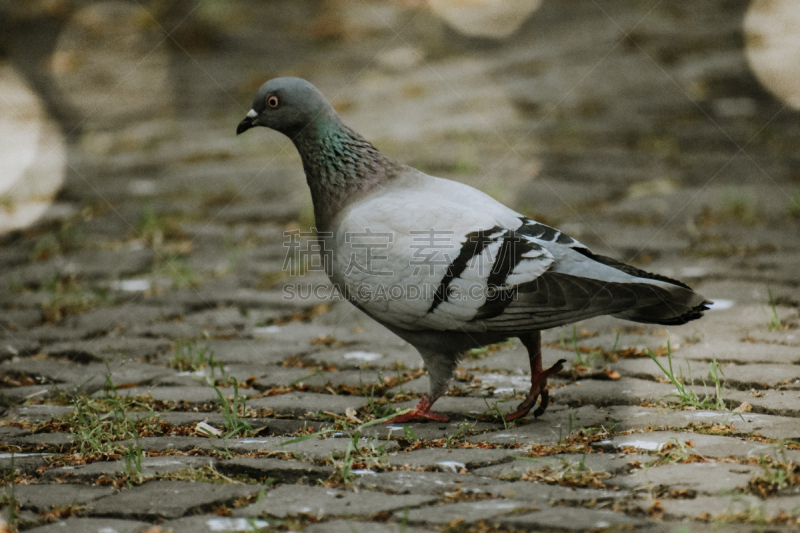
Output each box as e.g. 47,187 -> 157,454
0,0 -> 798,296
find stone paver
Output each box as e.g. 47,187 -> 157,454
465,404 -> 608,446
612,462 -> 761,495
496,506 -> 646,531
0,452 -> 51,474
1,358 -> 177,393
6,432 -> 73,447
399,499 -> 533,524
0,484 -> 115,511
612,357 -> 800,390
387,447 -> 512,471
488,480 -> 630,505
41,455 -> 215,482
107,384 -> 261,403
602,405 -> 800,439
216,457 -> 334,482
247,391 -> 369,416
23,518 -> 151,533
302,520 -> 437,533
90,480 -> 261,519
43,336 -> 172,362
354,470 -> 498,495
604,430 -> 781,458
232,484 -> 436,518
2,1 -> 800,531
472,452 -> 652,478
550,377 -> 690,408
158,516 -> 272,533
656,494 -> 800,521
126,434 -> 397,462
5,404 -> 74,421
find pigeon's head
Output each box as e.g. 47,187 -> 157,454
236,77 -> 336,138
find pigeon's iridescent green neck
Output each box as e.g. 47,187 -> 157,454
292,117 -> 402,230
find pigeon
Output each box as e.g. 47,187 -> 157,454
237,77 -> 711,423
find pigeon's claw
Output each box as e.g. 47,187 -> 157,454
383,395 -> 449,424
504,358 -> 566,422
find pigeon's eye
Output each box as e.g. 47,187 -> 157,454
267,95 -> 279,108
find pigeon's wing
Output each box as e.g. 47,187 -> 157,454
330,175 -> 557,331
469,218 -> 711,331
332,172 -> 709,334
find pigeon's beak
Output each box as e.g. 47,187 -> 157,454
236,109 -> 259,135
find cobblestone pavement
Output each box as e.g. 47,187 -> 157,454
2,1 -> 800,532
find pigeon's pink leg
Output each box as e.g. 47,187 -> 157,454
505,331 -> 566,422
385,383 -> 450,423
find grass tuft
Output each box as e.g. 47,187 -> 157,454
647,341 -> 728,411
212,378 -> 253,438
169,339 -> 227,383
515,454 -> 611,488
788,192 -> 800,218
748,453 -> 800,497
767,287 -> 784,332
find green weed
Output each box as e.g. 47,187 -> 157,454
212,378 -> 253,438
30,223 -> 87,262
335,433 -> 357,484
70,397 -> 135,456
329,430 -> 391,484
558,410 -> 578,444
720,191 -> 759,225
556,327 -> 609,368
634,132 -> 679,157
136,203 -> 164,246
359,377 -> 394,420
152,255 -> 200,289
41,275 -> 112,323
67,377 -> 159,457
31,233 -> 60,262
788,192 -> 800,218
713,498 -> 769,532
647,341 -> 728,411
514,454 -> 611,488
445,422 -> 473,448
169,339 -> 226,382
402,425 -> 419,442
481,395 -> 511,429
220,235 -> 240,276
399,506 -> 410,533
157,464 -> 259,485
289,370 -> 322,387
121,440 -> 144,484
569,326 -> 605,369
767,288 -> 783,332
748,453 -> 800,497
465,338 -> 515,360
1,454 -> 18,529
647,437 -> 705,467
281,409 -> 409,448
281,410 -> 407,485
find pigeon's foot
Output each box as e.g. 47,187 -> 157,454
384,395 -> 450,424
504,358 -> 566,422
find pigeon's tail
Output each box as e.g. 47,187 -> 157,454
572,248 -> 712,326
605,275 -> 711,325
610,295 -> 712,325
